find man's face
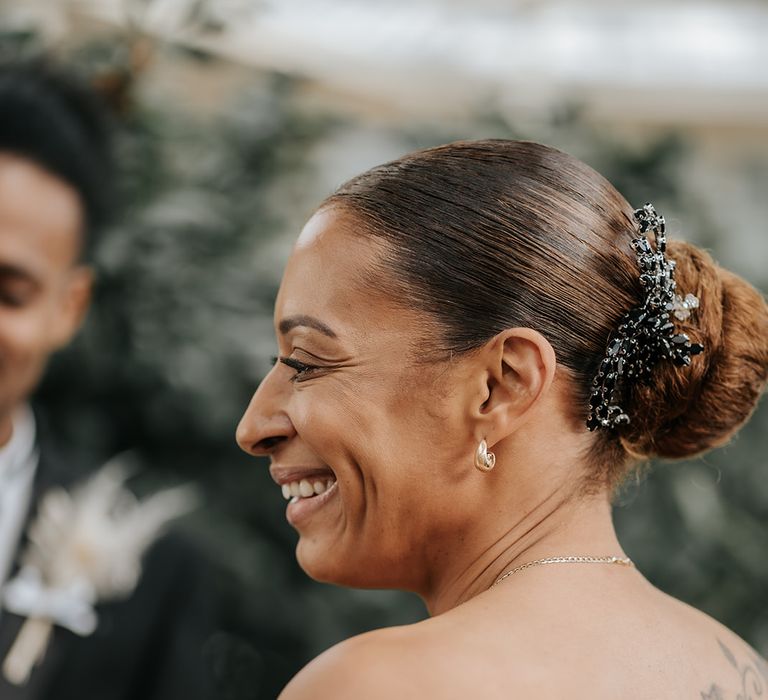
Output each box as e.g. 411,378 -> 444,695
0,154 -> 92,438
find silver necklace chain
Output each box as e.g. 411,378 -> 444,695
491,555 -> 634,588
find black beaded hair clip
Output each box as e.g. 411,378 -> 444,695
586,203 -> 704,432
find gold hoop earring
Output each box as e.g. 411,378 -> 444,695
474,439 -> 496,472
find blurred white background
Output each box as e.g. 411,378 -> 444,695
3,0 -> 767,280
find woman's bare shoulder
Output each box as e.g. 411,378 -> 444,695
278,625 -> 428,700
663,592 -> 768,696
277,611 -> 562,699
278,589 -> 768,700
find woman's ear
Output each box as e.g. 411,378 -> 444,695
471,328 -> 556,442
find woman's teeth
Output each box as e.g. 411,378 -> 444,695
281,478 -> 335,501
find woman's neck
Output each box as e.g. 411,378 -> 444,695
422,486 -> 624,615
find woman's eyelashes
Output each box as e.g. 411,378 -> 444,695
270,355 -> 323,382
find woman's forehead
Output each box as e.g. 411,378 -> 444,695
294,207 -> 338,249
276,209 -> 395,336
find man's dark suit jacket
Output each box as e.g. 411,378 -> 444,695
0,423 -> 217,700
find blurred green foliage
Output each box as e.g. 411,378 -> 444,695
2,20 -> 766,698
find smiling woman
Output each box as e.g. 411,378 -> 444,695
235,140 -> 768,700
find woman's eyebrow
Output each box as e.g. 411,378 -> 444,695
278,315 -> 338,339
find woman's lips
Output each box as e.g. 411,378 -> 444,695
285,479 -> 339,527
270,465 -> 335,484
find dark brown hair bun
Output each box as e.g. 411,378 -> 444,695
620,241 -> 768,460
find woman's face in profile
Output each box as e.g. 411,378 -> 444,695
237,207 -> 484,590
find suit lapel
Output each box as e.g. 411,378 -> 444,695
0,413 -> 93,698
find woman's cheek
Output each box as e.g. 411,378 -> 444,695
291,394 -> 357,462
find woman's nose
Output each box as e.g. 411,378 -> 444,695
236,373 -> 296,456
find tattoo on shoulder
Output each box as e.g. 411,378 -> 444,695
701,685 -> 725,700
754,653 -> 768,684
700,637 -> 767,699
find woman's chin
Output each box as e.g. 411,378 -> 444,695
295,540 -> 405,589
295,540 -> 358,586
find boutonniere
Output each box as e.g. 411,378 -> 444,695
1,460 -> 196,685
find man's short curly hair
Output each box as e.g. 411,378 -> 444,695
0,58 -> 113,259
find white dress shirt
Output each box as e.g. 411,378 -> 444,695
0,406 -> 38,593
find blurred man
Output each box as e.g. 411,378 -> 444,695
0,61 -> 216,700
